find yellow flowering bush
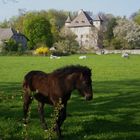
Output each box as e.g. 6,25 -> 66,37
35,46 -> 49,55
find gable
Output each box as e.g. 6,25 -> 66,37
69,9 -> 93,27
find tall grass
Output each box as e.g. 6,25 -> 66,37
0,54 -> 140,139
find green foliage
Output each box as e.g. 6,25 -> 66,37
134,15 -> 140,25
133,10 -> 140,25
23,13 -> 53,49
104,17 -> 117,42
0,19 -> 10,28
103,39 -> 110,48
14,15 -> 25,33
2,39 -> 25,54
103,17 -> 117,49
110,38 -> 123,49
53,40 -> 79,55
53,27 -> 79,55
4,39 -> 17,51
46,9 -> 67,30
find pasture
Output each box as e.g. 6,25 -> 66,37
0,54 -> 140,140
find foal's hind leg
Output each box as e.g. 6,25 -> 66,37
23,91 -> 33,125
38,102 -> 48,130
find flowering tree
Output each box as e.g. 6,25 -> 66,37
113,18 -> 140,49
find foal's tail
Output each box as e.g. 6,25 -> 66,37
23,71 -> 34,92
22,78 -> 33,102
22,73 -> 33,93
22,79 -> 31,94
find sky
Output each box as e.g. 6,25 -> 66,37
0,0 -> 140,22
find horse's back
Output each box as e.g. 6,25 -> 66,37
23,70 -> 47,91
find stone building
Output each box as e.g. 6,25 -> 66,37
65,9 -> 103,51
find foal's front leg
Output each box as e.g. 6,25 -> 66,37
55,105 -> 67,138
38,102 -> 48,130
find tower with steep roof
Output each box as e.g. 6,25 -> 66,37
65,14 -> 72,27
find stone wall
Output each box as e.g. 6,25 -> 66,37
103,49 -> 140,55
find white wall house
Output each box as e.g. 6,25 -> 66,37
65,9 -> 103,51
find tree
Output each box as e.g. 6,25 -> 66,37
134,10 -> 140,25
53,27 -> 79,55
23,13 -> 53,49
4,39 -> 17,51
45,9 -> 68,42
102,15 -> 117,48
46,9 -> 67,29
104,17 -> 117,42
2,38 -> 24,53
130,9 -> 140,25
113,18 -> 140,49
0,19 -> 10,28
13,14 -> 25,33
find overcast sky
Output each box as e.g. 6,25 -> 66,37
0,0 -> 139,22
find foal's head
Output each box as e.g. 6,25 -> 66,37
76,67 -> 93,101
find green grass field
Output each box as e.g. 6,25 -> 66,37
0,54 -> 140,140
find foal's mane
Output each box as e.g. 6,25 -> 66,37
52,65 -> 91,76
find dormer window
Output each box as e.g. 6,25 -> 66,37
75,21 -> 79,23
81,21 -> 85,23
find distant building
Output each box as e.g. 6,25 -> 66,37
0,28 -> 28,50
65,9 -> 103,51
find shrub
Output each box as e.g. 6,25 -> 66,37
1,39 -> 26,54
103,39 -> 110,48
111,38 -> 123,49
53,40 -> 79,55
35,45 -> 49,56
4,39 -> 18,52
